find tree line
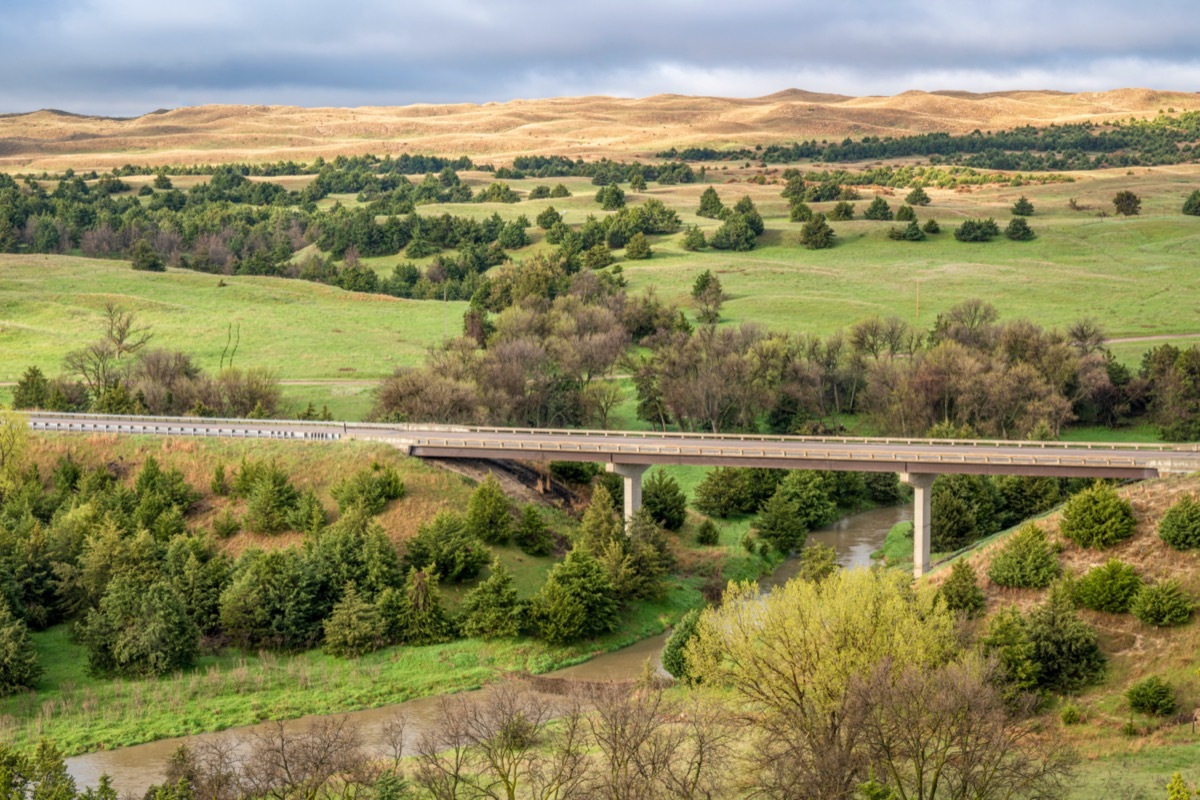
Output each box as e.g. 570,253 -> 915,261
658,110 -> 1200,170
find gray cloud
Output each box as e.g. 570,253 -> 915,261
1,0 -> 1198,115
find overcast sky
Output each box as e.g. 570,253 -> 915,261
2,0 -> 1198,116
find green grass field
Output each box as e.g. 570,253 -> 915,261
0,254 -> 463,384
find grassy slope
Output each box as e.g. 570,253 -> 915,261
0,254 -> 463,384
0,433 -> 770,755
920,475 -> 1200,796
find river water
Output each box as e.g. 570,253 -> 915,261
65,504 -> 909,794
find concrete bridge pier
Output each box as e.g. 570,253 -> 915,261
901,473 -> 936,578
606,463 -> 650,523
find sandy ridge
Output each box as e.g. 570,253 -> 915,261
1,88 -> 1198,170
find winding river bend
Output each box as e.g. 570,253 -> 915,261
65,504 -> 909,794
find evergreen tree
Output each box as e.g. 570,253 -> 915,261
753,489 -> 806,554
1157,495 -> 1200,549
576,484 -> 623,551
681,225 -> 707,251
394,568 -> 454,645
733,196 -> 765,234
695,518 -> 720,546
1005,217 -> 1036,240
535,206 -> 562,230
697,186 -> 724,218
595,184 -> 626,210
789,200 -> 814,222
12,366 -> 50,409
709,214 -> 757,251
1011,195 -> 1035,216
582,243 -> 615,270
922,218 -> 941,234
987,524 -> 1060,588
800,213 -> 836,249
624,232 -> 652,260
80,576 -> 198,677
1059,482 -> 1135,549
902,220 -> 926,241
513,505 -> 554,556
460,560 -> 523,639
549,183 -> 571,198
530,549 -> 618,645
1073,559 -> 1143,613
0,602 -> 41,695
129,239 -> 164,272
894,204 -> 916,221
777,471 -> 838,531
828,201 -> 855,221
629,173 -> 647,191
864,196 -> 894,221
404,510 -> 490,582
1183,189 -> 1200,216
938,559 -> 985,617
905,186 -> 931,206
1113,190 -> 1141,216
1024,588 -> 1105,692
323,584 -> 386,657
1130,580 -> 1195,627
465,475 -> 513,545
330,463 -> 404,515
642,469 -> 687,530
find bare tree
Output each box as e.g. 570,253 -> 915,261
240,717 -> 371,800
852,657 -> 1075,800
103,302 -> 153,360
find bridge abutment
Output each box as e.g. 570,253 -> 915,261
901,473 -> 935,577
606,463 -> 650,523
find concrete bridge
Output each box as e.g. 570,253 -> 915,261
25,411 -> 1200,577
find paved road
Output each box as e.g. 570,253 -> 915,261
24,411 -> 1200,479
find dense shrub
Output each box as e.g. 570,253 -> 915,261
1126,676 -> 1177,716
894,204 -> 916,222
1073,559 -> 1143,613
0,603 -> 41,695
323,585 -> 386,657
460,561 -> 523,640
922,218 -> 941,234
1012,196 -> 1035,216
1130,580 -> 1195,627
1184,189 -> 1200,216
642,470 -> 687,531
329,463 -> 404,515
404,511 -> 490,583
529,549 -> 619,645
661,608 -> 701,682
464,475 -> 513,545
939,559 -> 986,617
624,232 -> 652,259
987,524 -> 1060,589
1059,483 -> 1136,549
1158,496 -> 1200,550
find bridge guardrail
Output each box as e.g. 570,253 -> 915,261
22,411 -> 1200,459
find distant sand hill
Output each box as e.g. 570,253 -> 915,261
2,88 -> 1198,170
